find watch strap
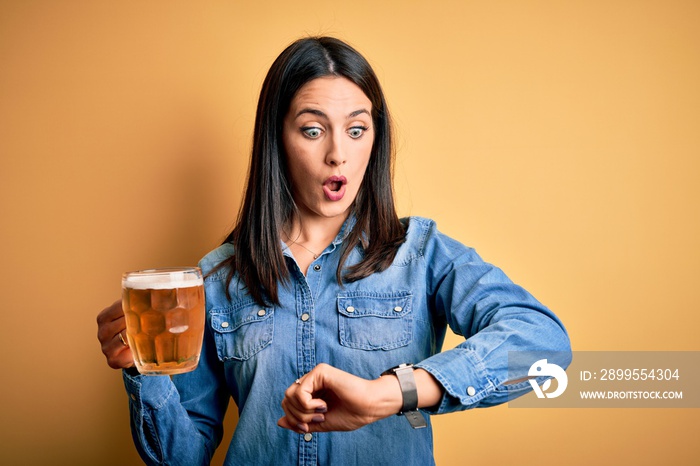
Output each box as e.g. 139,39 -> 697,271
382,363 -> 428,429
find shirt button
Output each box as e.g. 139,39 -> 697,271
130,394 -> 137,401
257,309 -> 266,317
221,322 -> 229,328
467,386 -> 476,396
346,306 -> 355,313
313,264 -> 321,271
301,313 -> 310,322
393,306 -> 402,312
303,433 -> 313,442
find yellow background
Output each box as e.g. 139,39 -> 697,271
1,1 -> 698,464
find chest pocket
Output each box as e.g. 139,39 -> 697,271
210,303 -> 274,361
337,291 -> 413,351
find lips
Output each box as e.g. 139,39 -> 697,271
323,175 -> 347,201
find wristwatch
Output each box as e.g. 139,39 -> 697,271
381,363 -> 428,429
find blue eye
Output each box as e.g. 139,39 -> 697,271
302,127 -> 322,139
348,126 -> 368,139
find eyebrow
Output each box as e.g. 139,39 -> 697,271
295,108 -> 371,119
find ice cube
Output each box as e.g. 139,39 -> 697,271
127,289 -> 151,313
140,311 -> 166,337
165,307 -> 189,334
124,311 -> 141,334
151,288 -> 177,311
155,333 -> 177,363
132,333 -> 156,365
176,285 -> 203,310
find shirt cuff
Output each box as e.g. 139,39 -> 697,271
122,369 -> 176,410
415,347 -> 496,414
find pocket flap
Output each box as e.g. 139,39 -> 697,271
337,291 -> 412,318
211,305 -> 273,333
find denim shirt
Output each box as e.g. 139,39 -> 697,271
122,216 -> 571,466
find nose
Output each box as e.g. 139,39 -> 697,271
324,131 -> 346,167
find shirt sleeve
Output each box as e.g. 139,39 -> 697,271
122,297 -> 230,465
413,220 -> 572,413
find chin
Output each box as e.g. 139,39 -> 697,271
317,203 -> 352,219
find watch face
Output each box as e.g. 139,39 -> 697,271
381,363 -> 412,376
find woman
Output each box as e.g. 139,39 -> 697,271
97,36 -> 571,465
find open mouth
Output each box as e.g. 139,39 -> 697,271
323,176 -> 347,201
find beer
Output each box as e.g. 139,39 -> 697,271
122,268 -> 205,375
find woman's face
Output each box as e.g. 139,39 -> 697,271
282,76 -> 374,223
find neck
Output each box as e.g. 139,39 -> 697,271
282,212 -> 349,274
284,211 -> 348,252
287,217 -> 344,245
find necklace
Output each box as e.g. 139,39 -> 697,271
294,241 -> 320,259
284,231 -> 321,259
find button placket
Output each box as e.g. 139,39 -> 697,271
293,256 -> 319,465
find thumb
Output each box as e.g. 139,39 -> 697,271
297,364 -> 337,409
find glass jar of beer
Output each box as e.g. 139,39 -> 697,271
122,267 -> 205,375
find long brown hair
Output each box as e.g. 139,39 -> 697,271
217,36 -> 406,306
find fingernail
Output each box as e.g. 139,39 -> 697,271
312,415 -> 325,423
315,406 -> 327,413
296,423 -> 308,433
